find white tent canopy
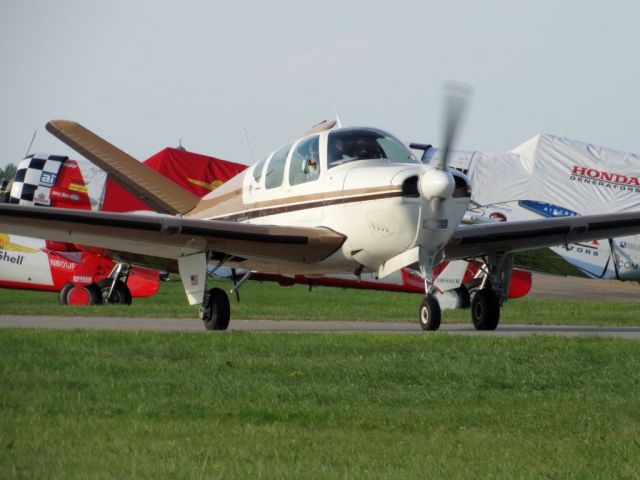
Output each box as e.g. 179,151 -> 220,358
466,134 -> 640,214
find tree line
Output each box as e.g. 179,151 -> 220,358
1,163 -> 17,184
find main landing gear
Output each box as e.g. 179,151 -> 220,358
199,288 -> 231,330
98,263 -> 133,305
58,263 -> 133,306
198,267 -> 252,330
418,254 -> 512,332
470,288 -> 500,330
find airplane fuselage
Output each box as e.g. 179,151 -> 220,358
189,127 -> 471,276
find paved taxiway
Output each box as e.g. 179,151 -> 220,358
1,273 -> 638,338
1,316 -> 639,339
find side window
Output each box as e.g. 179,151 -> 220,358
252,155 -> 268,183
265,143 -> 291,189
289,136 -> 320,186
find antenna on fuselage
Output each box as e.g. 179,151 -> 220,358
242,127 -> 255,163
24,130 -> 37,158
332,101 -> 343,127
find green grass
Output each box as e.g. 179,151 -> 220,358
1,330 -> 640,478
2,277 -> 640,326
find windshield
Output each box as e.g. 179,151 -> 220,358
327,128 -> 416,167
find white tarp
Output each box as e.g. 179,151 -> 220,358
468,134 -> 640,214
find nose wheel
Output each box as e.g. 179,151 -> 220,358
419,295 -> 441,331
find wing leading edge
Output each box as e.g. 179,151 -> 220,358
445,211 -> 640,260
0,204 -> 346,266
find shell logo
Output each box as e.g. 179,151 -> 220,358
0,232 -> 39,253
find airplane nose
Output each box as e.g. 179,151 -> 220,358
418,168 -> 455,201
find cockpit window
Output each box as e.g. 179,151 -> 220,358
327,128 -> 416,167
252,155 -> 268,183
289,136 -> 320,186
265,143 -> 291,189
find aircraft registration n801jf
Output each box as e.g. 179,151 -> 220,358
3,96 -> 640,331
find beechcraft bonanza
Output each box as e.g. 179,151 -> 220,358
3,90 -> 640,331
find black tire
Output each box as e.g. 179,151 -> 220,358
59,282 -> 103,305
97,279 -> 132,305
454,285 -> 471,309
200,287 -> 231,331
86,283 -> 103,304
419,295 -> 441,331
471,289 -> 500,330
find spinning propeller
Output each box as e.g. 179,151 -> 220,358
417,82 -> 471,291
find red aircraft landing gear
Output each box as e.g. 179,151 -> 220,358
59,282 -> 102,305
97,279 -> 132,305
98,263 -> 132,305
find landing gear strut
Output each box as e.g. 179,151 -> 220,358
199,287 -> 230,330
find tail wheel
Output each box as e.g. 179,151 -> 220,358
471,289 -> 500,330
97,279 -> 132,305
59,282 -> 103,305
419,295 -> 441,331
200,287 -> 231,331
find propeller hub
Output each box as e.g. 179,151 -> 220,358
419,169 -> 455,200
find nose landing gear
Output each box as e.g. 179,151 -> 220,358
419,295 -> 441,331
416,254 -> 512,332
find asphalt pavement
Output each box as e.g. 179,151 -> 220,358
1,273 -> 639,338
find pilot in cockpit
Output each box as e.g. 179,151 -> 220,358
304,141 -> 319,178
331,138 -> 352,162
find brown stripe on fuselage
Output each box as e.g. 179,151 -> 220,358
212,189 -> 404,221
187,174 -> 405,221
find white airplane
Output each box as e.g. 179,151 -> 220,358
2,90 -> 640,331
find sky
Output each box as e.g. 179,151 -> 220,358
1,0 -> 640,169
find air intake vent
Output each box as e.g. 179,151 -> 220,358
402,176 -> 420,197
452,175 -> 471,198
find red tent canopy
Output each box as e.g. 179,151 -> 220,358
101,148 -> 248,212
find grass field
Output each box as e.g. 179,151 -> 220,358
2,276 -> 640,326
1,330 -> 640,478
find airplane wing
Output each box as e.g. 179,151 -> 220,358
444,211 -> 640,260
46,120 -> 200,215
0,204 -> 346,267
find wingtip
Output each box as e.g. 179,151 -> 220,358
46,119 -> 79,134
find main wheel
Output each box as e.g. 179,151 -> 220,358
200,287 -> 231,330
59,282 -> 103,305
97,279 -> 132,305
419,295 -> 441,331
471,289 -> 500,330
